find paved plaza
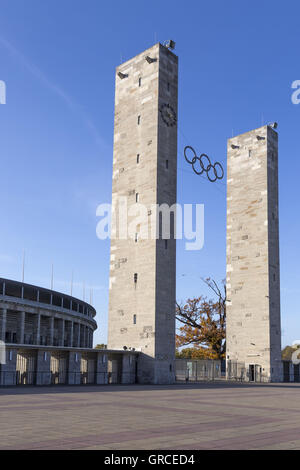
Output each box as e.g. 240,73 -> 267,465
1,382 -> 300,450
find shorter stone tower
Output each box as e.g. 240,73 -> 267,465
226,125 -> 282,382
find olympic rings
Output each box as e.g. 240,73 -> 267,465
184,145 -> 224,182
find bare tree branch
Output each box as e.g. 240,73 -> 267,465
176,278 -> 226,359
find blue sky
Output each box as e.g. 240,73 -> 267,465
0,0 -> 299,347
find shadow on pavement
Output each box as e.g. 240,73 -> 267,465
1,380 -> 300,396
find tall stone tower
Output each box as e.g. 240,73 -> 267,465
226,125 -> 282,382
107,43 -> 178,384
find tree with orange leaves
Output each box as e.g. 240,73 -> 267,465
176,278 -> 226,360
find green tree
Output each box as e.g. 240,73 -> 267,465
94,343 -> 107,350
176,347 -> 211,359
282,346 -> 294,361
176,278 -> 226,360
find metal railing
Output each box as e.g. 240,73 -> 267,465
226,361 -> 272,383
175,359 -> 222,382
226,361 -> 246,382
0,371 -> 108,386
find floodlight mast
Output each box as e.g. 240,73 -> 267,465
268,122 -> 278,129
164,39 -> 176,50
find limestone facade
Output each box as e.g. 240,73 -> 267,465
226,125 -> 282,382
107,43 -> 178,384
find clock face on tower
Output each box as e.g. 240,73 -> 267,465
159,103 -> 177,127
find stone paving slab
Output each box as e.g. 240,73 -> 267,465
0,382 -> 300,450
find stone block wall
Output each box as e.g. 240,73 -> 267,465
226,125 -> 282,382
107,43 -> 178,384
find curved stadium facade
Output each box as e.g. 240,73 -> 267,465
0,278 -> 137,386
0,278 -> 97,348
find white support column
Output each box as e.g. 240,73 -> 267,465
60,319 -> 65,347
19,311 -> 25,344
49,317 -> 54,345
83,326 -> 87,348
35,313 -> 41,345
77,324 -> 81,348
70,321 -> 74,348
1,309 -> 7,342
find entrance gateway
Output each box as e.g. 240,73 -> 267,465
106,45 -> 283,383
249,364 -> 263,382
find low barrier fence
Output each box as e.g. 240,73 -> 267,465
226,361 -> 247,382
0,371 -> 109,386
175,359 -> 222,382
